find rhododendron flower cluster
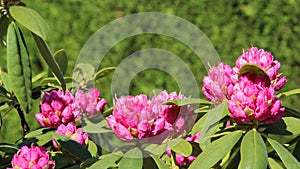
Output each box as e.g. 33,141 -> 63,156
203,46 -> 286,124
107,90 -> 193,142
52,122 -> 89,149
36,90 -> 76,128
166,132 -> 200,167
8,145 -> 55,169
73,88 -> 107,117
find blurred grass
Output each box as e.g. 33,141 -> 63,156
0,0 -> 299,142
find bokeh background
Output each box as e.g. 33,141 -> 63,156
1,0 -> 299,143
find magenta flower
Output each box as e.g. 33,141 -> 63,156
236,47 -> 287,90
227,73 -> 284,124
107,91 -> 192,142
202,63 -> 238,103
36,90 -> 76,128
166,132 -> 200,167
8,145 -> 55,169
73,88 -> 107,117
52,122 -> 89,149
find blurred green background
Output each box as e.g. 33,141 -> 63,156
1,0 -> 299,143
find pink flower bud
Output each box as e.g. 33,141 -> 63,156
36,90 -> 76,128
73,88 -> 107,117
236,47 -> 287,90
107,91 -> 192,142
10,145 -> 55,169
228,74 -> 284,124
202,63 -> 238,103
52,122 -> 89,149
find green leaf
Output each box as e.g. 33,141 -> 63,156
82,120 -> 112,134
189,130 -> 243,169
0,15 -> 10,39
119,147 -> 143,169
268,138 -> 300,169
32,33 -> 66,91
87,140 -> 98,157
0,143 -> 19,154
10,6 -> 49,39
0,72 -> 11,92
48,49 -> 68,76
167,138 -> 192,157
7,22 -> 32,113
72,63 -> 95,88
149,154 -> 170,169
277,88 -> 300,98
199,101 -> 229,149
268,158 -> 284,169
0,86 -> 9,98
283,106 -> 300,118
24,127 -> 52,138
92,67 -> 116,80
144,143 -> 167,156
53,133 -> 92,161
163,98 -> 211,106
238,63 -> 270,85
238,129 -> 268,169
88,153 -> 122,169
40,77 -> 72,85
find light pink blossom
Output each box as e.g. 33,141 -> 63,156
227,73 -> 284,124
202,63 -> 238,103
236,47 -> 287,90
52,122 -> 89,149
9,145 -> 55,169
73,88 -> 107,117
35,90 -> 76,128
107,91 -> 192,142
166,132 -> 200,167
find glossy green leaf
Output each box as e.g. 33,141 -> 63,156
87,140 -> 98,157
238,129 -> 267,169
10,6 -> 49,39
119,147 -> 143,169
48,49 -> 68,76
7,22 -> 32,113
53,133 -> 92,161
277,88 -> 300,98
268,138 -> 300,169
88,153 -> 121,169
189,130 -> 243,169
32,33 -> 66,91
238,63 -> 270,85
0,143 -> 19,154
199,101 -> 229,149
24,127 -> 52,138
163,98 -> 211,106
92,67 -> 116,80
268,158 -> 284,169
0,15 -> 9,39
167,138 -> 192,157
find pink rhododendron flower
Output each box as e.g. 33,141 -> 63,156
36,90 -> 76,128
73,88 -> 107,117
227,73 -> 284,124
8,145 -> 55,169
202,63 -> 238,103
107,91 -> 193,142
52,122 -> 89,149
236,47 -> 287,90
166,132 -> 200,167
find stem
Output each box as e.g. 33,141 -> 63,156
15,104 -> 30,137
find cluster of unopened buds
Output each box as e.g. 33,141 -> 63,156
203,46 -> 286,124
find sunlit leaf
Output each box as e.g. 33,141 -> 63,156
238,129 -> 267,169
10,6 -> 49,39
32,33 -> 66,91
7,22 -> 32,113
167,138 -> 192,157
268,138 -> 300,169
144,143 -> 167,156
40,77 -> 72,85
189,130 -> 243,169
238,63 -> 270,85
48,49 -> 68,76
119,147 -> 143,169
87,140 -> 98,157
149,154 -> 169,169
92,67 -> 116,80
277,88 -> 300,98
24,128 -> 52,138
88,153 -> 121,169
268,157 -> 284,169
163,98 -> 211,106
82,119 -> 111,134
